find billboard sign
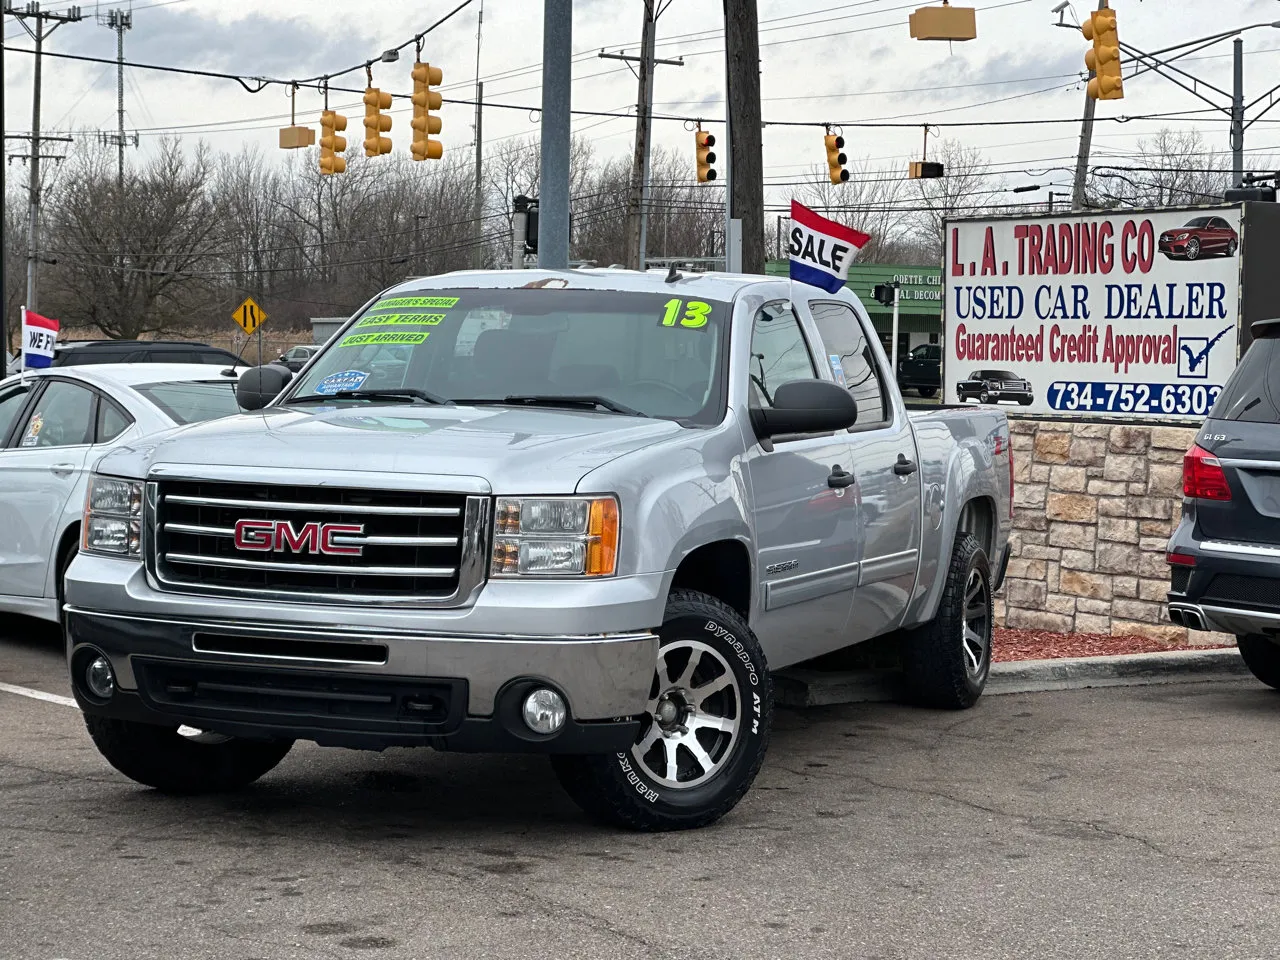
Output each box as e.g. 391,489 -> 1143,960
943,206 -> 1242,418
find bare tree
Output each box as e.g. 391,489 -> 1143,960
795,157 -> 912,264
1087,128 -> 1231,207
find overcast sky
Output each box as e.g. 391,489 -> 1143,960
4,0 -> 1279,199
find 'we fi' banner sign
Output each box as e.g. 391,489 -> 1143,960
21,307 -> 59,369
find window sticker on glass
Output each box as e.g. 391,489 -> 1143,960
354,313 -> 446,328
370,296 -> 460,310
313,370 -> 369,395
21,412 -> 44,447
339,331 -> 430,347
829,354 -> 847,387
659,298 -> 712,329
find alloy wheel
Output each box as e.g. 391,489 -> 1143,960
961,567 -> 990,678
631,639 -> 741,790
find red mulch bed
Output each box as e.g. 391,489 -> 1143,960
994,628 -> 1233,662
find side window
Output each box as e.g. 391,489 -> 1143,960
748,302 -> 818,409
16,380 -> 96,448
96,398 -> 133,443
0,384 -> 34,446
808,301 -> 888,425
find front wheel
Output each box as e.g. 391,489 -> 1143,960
901,532 -> 993,709
978,389 -> 991,404
1185,237 -> 1201,260
551,589 -> 772,831
1018,398 -> 1033,406
85,715 -> 293,793
918,387 -> 937,398
1236,634 -> 1280,690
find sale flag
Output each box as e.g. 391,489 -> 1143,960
787,199 -> 870,294
21,307 -> 59,369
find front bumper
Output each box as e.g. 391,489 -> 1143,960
67,608 -> 654,751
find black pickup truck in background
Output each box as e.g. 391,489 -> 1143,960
956,369 -> 1034,406
897,343 -> 941,398
1167,318 -> 1280,690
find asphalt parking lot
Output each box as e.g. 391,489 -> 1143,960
2,617 -> 1277,960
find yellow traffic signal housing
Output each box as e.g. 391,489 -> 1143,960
1083,7 -> 1123,100
411,62 -> 444,161
278,126 -> 315,149
695,129 -> 717,182
909,2 -> 976,41
319,110 -> 348,175
825,134 -> 849,184
363,87 -> 393,157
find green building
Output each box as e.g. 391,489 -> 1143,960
764,261 -> 942,359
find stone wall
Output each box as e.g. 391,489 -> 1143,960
996,418 -> 1232,645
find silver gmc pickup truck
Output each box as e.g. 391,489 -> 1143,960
65,269 -> 1012,830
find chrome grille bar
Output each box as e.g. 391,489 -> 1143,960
165,553 -> 457,577
163,494 -> 460,517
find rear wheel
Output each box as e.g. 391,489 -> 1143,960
1226,238 -> 1238,256
85,715 -> 293,793
551,590 -> 772,831
901,532 -> 992,709
1236,634 -> 1280,690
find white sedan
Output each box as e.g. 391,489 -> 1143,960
0,363 -> 247,623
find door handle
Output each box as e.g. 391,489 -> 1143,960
50,463 -> 76,478
828,464 -> 856,489
893,454 -> 918,476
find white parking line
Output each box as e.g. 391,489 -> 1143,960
0,681 -> 77,708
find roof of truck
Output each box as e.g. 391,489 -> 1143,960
384,267 -> 802,303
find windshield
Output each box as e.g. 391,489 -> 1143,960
982,370 -> 1020,380
289,288 -> 729,423
134,380 -> 245,424
1184,217 -> 1212,228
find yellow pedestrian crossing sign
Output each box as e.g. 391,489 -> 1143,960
232,297 -> 268,336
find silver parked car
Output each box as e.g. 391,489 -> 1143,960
0,363 -> 246,624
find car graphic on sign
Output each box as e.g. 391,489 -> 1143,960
956,370 -> 1034,405
1158,216 -> 1238,261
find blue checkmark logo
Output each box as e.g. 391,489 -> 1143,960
1178,326 -> 1233,379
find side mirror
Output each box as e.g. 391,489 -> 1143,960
236,363 -> 293,411
750,379 -> 858,441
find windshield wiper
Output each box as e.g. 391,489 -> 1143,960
287,388 -> 452,406
457,395 -> 644,417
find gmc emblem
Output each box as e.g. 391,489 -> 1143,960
233,519 -> 365,556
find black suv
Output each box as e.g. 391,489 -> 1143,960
897,343 -> 941,397
53,340 -> 243,367
1167,318 -> 1280,689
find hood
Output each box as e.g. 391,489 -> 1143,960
95,403 -> 684,494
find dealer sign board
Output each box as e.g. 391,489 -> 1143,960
943,205 -> 1246,419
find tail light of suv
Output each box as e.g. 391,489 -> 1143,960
1183,444 -> 1231,501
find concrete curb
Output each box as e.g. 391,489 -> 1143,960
773,647 -> 1249,708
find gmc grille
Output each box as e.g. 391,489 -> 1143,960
148,480 -> 487,605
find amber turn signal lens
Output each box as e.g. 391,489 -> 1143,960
585,498 -> 619,576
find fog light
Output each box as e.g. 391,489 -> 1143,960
521,688 -> 566,735
85,655 -> 115,699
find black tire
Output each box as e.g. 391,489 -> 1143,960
1236,635 -> 1280,690
1226,238 -> 1238,256
1018,398 -> 1033,406
918,387 -> 937,398
85,715 -> 293,793
901,532 -> 992,709
978,389 -> 991,404
55,533 -> 78,650
1186,237 -> 1201,260
551,589 -> 772,831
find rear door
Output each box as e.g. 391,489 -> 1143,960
1194,330 -> 1280,547
0,379 -> 97,598
808,299 -> 923,642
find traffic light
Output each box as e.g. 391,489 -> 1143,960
319,110 -> 347,175
1083,5 -> 1123,100
825,133 -> 849,184
363,87 -> 393,157
411,62 -> 443,161
909,161 -> 945,179
695,129 -> 716,182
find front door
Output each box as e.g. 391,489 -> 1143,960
809,300 -> 923,643
0,379 -> 96,599
740,301 -> 861,668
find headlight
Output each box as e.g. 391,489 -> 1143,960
491,496 -> 618,577
83,476 -> 143,558
1176,232 -> 1189,240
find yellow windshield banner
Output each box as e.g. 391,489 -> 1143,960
370,296 -> 460,310
339,331 -> 430,347
354,313 -> 446,327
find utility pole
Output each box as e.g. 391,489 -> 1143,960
472,0 -> 485,269
538,0 -> 571,270
6,2 -> 84,315
603,2 -> 684,271
1231,37 -> 1244,188
1070,0 -> 1105,210
723,0 -> 764,274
